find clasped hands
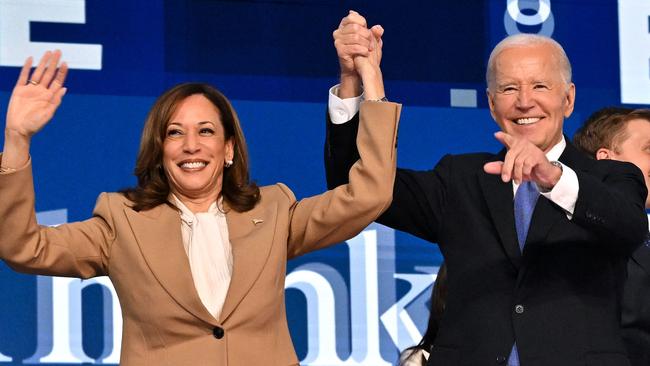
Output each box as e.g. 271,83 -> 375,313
483,132 -> 562,190
333,11 -> 385,100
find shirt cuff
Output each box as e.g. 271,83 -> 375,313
328,84 -> 364,124
539,162 -> 578,218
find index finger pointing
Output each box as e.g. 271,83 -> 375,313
494,131 -> 514,149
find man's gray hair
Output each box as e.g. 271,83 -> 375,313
486,33 -> 572,91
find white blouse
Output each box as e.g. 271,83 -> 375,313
172,195 -> 233,320
399,348 -> 430,366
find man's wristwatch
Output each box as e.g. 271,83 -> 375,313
366,96 -> 388,102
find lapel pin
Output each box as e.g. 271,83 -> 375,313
252,219 -> 264,225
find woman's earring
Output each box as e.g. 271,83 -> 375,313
225,159 -> 233,168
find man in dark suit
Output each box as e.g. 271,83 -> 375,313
326,12 -> 648,366
574,108 -> 650,366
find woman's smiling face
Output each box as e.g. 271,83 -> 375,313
162,94 -> 234,201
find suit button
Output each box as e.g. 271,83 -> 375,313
213,326 -> 224,339
515,304 -> 525,314
496,355 -> 507,364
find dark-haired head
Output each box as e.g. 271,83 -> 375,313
122,82 -> 260,212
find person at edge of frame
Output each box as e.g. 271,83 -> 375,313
324,10 -> 647,366
574,107 -> 650,366
399,262 -> 448,365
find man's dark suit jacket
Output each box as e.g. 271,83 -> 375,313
621,243 -> 650,366
325,114 -> 648,366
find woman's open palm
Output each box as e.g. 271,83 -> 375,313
6,50 -> 68,138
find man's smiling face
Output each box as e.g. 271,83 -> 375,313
487,43 -> 575,153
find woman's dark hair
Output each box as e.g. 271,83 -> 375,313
122,82 -> 260,212
400,262 -> 447,364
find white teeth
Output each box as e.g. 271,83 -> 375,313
515,117 -> 540,125
180,161 -> 206,169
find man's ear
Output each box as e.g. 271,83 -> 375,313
596,147 -> 612,160
563,83 -> 576,118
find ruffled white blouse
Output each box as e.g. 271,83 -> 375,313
172,194 -> 233,320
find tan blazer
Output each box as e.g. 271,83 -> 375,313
0,101 -> 401,366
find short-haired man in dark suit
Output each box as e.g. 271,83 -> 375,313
574,108 -> 650,366
326,12 -> 648,366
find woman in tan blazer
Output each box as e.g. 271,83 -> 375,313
0,38 -> 399,366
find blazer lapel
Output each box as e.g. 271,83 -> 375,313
479,152 -> 521,270
219,201 -> 278,322
524,196 -> 564,249
124,204 -> 216,325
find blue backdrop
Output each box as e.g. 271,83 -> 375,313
0,0 -> 649,364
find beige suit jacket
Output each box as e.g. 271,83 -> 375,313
0,101 -> 401,365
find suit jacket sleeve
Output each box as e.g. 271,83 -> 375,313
325,110 -> 450,243
324,110 -> 360,190
285,101 -> 401,258
572,159 -> 648,253
326,113 -> 648,249
0,157 -> 115,278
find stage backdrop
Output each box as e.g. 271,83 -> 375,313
0,0 -> 648,364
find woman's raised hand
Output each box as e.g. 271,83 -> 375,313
353,24 -> 385,101
6,50 -> 68,138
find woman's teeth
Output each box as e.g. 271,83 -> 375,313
180,161 -> 206,169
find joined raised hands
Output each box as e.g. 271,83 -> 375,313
6,50 -> 68,139
483,132 -> 562,189
333,11 -> 384,99
334,11 -> 383,74
352,24 -> 383,78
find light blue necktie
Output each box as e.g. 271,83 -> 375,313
514,181 -> 540,251
508,181 -> 540,366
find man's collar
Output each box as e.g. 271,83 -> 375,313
545,136 -> 566,161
